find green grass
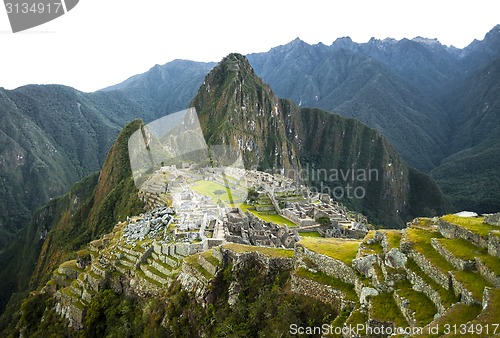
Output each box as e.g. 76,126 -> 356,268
189,180 -> 244,205
381,230 -> 402,250
148,258 -> 174,272
406,258 -> 459,308
405,227 -> 454,273
436,238 -> 487,261
239,203 -> 297,226
360,234 -> 384,255
360,230 -> 382,255
344,309 -> 367,336
87,269 -> 103,281
424,303 -> 481,337
469,288 -> 500,328
295,267 -> 357,301
61,286 -> 80,299
326,309 -> 351,338
479,254 -> 500,276
395,281 -> 437,326
135,269 -> 163,288
73,300 -> 86,311
298,231 -> 322,238
222,243 -> 294,258
145,264 -> 170,282
59,260 -> 83,271
441,215 -> 498,237
436,238 -> 500,275
369,292 -> 408,327
200,250 -> 221,267
298,238 -> 361,265
452,270 -> 492,301
184,254 -> 213,280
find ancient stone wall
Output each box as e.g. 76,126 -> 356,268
404,266 -> 446,315
449,272 -> 479,305
430,239 -> 475,271
475,258 -> 500,288
402,245 -> 450,290
485,213 -> 500,226
294,245 -> 358,285
438,221 -> 488,248
487,233 -> 500,258
290,274 -> 355,312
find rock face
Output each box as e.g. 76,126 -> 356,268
353,254 -> 377,278
384,248 -> 407,270
360,287 -> 379,305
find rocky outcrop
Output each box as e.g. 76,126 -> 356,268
360,287 -> 379,305
384,248 -> 407,270
353,254 -> 377,278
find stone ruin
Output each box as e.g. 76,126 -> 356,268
224,208 -> 300,248
122,207 -> 175,243
485,212 -> 500,226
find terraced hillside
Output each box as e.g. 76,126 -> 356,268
34,211 -> 500,336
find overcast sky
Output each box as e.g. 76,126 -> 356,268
0,0 -> 499,92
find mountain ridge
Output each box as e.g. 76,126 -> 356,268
192,53 -> 450,226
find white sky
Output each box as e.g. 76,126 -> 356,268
0,0 -> 499,92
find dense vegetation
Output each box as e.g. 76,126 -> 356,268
4,259 -> 337,337
246,26 -> 500,213
0,120 -> 145,326
431,57 -> 500,213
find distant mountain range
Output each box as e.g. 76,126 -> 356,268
106,24 -> 500,213
1,25 -> 499,250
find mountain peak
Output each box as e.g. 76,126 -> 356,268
331,36 -> 353,46
190,53 -> 297,170
217,53 -> 254,74
281,37 -> 309,50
